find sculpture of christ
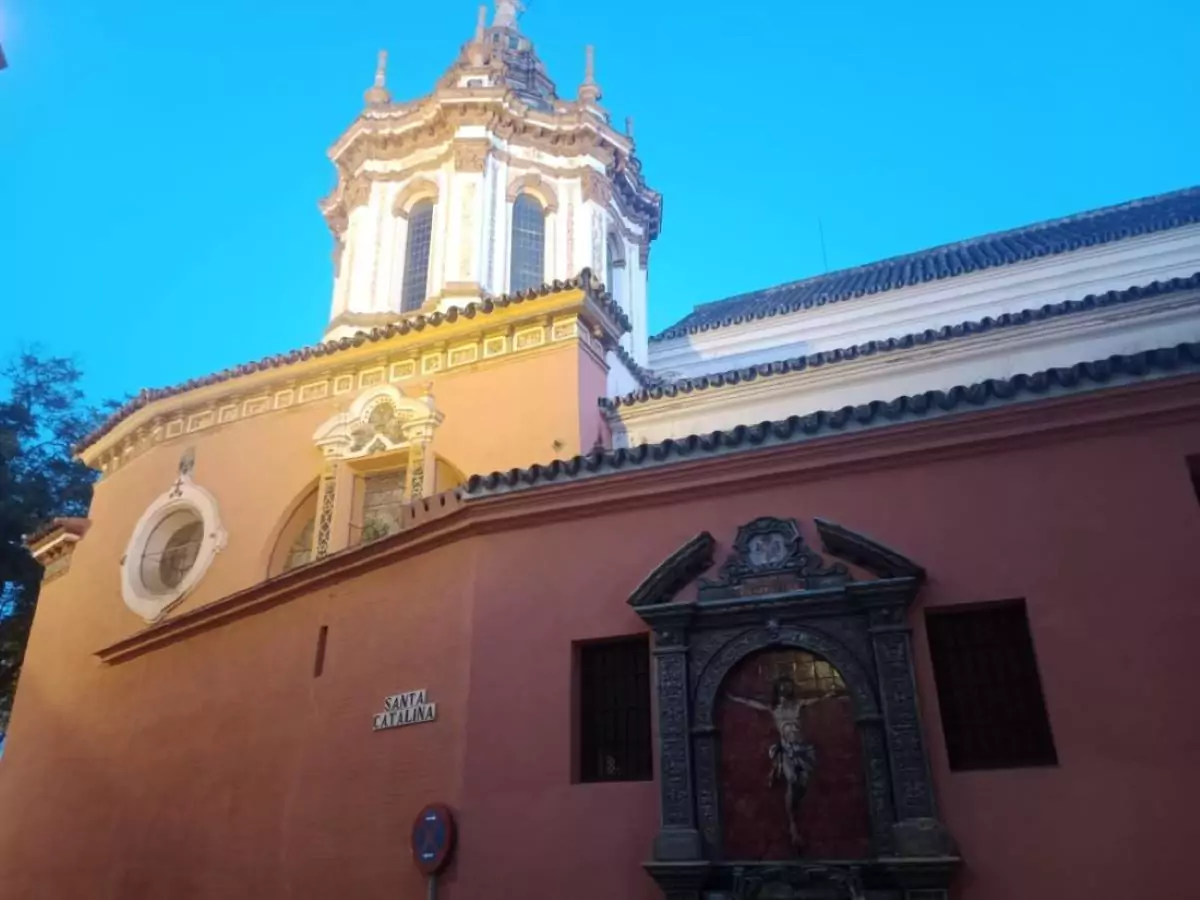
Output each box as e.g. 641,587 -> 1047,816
727,675 -> 842,851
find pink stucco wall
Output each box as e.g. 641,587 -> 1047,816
2,399 -> 1199,899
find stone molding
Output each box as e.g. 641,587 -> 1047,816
82,278 -> 626,478
505,172 -> 559,212
120,470 -> 228,623
393,177 -> 440,218
453,139 -> 490,173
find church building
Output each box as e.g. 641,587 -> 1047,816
4,3 -> 1200,899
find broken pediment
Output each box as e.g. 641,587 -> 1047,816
628,517 -> 925,608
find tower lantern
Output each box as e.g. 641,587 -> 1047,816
318,1 -> 662,365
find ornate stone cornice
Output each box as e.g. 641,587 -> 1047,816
320,91 -> 661,240
77,273 -> 629,467
453,138 -> 490,174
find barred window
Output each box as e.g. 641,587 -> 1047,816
577,636 -> 653,783
509,193 -> 545,293
926,600 -> 1058,771
401,200 -> 434,312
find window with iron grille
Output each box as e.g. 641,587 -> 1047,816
401,200 -> 434,312
926,600 -> 1058,771
509,193 -> 545,293
577,635 -> 653,783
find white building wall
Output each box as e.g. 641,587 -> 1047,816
616,290 -> 1200,447
606,350 -> 642,397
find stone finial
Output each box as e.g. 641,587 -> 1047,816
493,0 -> 524,29
467,6 -> 489,66
363,50 -> 391,106
578,45 -> 602,104
625,116 -> 635,139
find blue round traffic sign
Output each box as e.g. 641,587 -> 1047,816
411,803 -> 456,875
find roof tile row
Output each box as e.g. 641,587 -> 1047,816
653,185 -> 1200,342
610,273 -> 1200,409
466,342 -> 1200,495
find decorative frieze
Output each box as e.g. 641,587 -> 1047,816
514,326 -> 545,350
299,381 -> 330,403
390,361 -> 416,381
359,367 -> 386,388
314,465 -> 338,559
90,298 -> 599,479
448,344 -> 478,367
186,411 -> 214,432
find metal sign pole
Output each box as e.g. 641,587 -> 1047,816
426,873 -> 438,900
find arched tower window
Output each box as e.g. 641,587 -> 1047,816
401,200 -> 435,313
510,193 -> 545,293
606,232 -> 624,297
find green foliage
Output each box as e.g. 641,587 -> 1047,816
0,351 -> 115,740
360,516 -> 393,543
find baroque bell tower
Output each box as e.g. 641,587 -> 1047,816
320,1 -> 662,365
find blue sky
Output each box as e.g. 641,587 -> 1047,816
1,0 -> 1197,406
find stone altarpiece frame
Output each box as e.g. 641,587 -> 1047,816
629,517 -> 960,900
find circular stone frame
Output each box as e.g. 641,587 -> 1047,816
120,477 -> 227,622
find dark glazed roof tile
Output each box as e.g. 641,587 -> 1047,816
653,186 -> 1200,342
606,273 -> 1200,409
465,343 -> 1200,496
76,270 -> 625,454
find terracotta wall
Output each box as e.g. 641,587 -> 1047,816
64,340 -> 601,649
3,402 -> 1199,899
453,415 -> 1200,900
0,539 -> 479,900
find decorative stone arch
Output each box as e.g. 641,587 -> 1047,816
629,517 -> 958,900
312,383 -> 443,462
393,177 -> 440,219
308,384 -> 447,559
693,625 -> 881,731
505,172 -> 559,213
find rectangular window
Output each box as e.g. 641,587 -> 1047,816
926,600 -> 1058,771
1188,455 -> 1200,505
357,470 -> 406,543
577,635 -> 653,783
